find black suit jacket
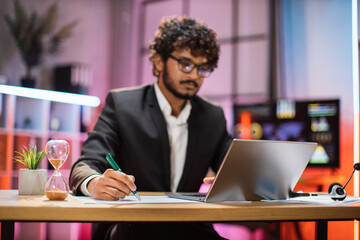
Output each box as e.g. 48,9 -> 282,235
69,84 -> 232,195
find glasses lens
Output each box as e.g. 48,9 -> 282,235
176,57 -> 213,78
198,66 -> 212,78
178,61 -> 194,73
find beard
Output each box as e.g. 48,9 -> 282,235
162,66 -> 199,100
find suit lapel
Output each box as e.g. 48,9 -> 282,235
147,85 -> 171,190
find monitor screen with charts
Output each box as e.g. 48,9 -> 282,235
233,99 -> 340,168
167,139 -> 317,202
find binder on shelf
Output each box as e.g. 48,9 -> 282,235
54,63 -> 92,94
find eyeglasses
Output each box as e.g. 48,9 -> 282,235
168,55 -> 213,78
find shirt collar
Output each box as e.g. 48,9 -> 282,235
154,82 -> 192,123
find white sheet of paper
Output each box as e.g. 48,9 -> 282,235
263,194 -> 360,206
75,195 -> 199,204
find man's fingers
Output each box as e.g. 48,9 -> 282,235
106,186 -> 128,199
97,174 -> 132,197
104,169 -> 137,192
89,169 -> 137,200
128,175 -> 135,182
93,189 -> 126,201
203,176 -> 215,184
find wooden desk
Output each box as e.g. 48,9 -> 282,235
1,190 -> 360,240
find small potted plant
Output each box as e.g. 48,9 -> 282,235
14,145 -> 47,195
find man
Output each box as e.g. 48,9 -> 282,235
70,16 -> 232,239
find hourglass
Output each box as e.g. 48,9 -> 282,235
45,140 -> 70,200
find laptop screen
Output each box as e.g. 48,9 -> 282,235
204,139 -> 317,202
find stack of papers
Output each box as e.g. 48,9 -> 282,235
75,195 -> 198,204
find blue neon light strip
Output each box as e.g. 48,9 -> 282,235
0,84 -> 100,107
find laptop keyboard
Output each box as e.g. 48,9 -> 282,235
185,193 -> 206,197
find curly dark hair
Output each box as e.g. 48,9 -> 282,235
149,16 -> 220,77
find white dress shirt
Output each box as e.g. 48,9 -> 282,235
154,82 -> 191,192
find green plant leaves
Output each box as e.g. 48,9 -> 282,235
13,0 -> 28,38
37,2 -> 57,35
13,145 -> 45,170
49,19 -> 79,55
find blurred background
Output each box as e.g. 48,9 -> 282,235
0,0 -> 358,239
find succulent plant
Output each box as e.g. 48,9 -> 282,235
14,145 -> 45,170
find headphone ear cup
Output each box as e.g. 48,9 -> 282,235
328,182 -> 342,193
329,183 -> 346,201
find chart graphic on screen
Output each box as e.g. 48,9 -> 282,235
233,99 -> 340,168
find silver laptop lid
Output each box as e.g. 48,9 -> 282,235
205,139 -> 317,202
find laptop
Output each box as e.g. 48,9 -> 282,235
166,139 -> 317,202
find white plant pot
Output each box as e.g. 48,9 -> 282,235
18,169 -> 47,195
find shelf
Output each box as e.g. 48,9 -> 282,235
13,128 -> 47,137
0,128 -> 9,134
48,130 -> 87,139
0,90 -> 99,190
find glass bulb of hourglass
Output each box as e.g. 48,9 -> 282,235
45,140 -> 70,200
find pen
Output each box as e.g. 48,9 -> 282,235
105,153 -> 141,201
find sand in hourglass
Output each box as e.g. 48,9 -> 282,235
45,159 -> 68,200
48,159 -> 65,170
45,189 -> 68,200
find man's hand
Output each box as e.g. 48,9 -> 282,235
87,169 -> 137,200
203,176 -> 215,184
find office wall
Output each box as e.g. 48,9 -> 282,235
280,1 -> 355,239
281,0 -> 353,174
116,0 -> 271,133
0,0 -> 112,101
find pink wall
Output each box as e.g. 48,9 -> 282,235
0,0 -> 112,101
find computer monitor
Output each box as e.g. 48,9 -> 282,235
233,99 -> 340,168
